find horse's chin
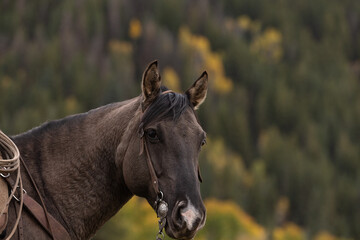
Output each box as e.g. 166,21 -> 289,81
165,222 -> 197,240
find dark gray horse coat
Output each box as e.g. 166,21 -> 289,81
6,61 -> 208,240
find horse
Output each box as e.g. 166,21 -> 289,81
3,60 -> 208,240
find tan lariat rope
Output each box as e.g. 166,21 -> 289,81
0,130 -> 24,240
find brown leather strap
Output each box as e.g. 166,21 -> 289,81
20,157 -> 71,240
22,194 -> 71,240
140,93 -> 174,203
19,157 -> 55,239
5,176 -> 71,240
141,137 -> 160,197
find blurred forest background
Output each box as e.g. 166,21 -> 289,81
1,0 -> 360,239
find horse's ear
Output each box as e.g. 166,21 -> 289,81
185,71 -> 208,110
141,60 -> 162,110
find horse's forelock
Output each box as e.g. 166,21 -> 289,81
139,87 -> 190,130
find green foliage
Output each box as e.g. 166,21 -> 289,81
1,0 -> 360,239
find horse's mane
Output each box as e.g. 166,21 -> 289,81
139,86 -> 191,129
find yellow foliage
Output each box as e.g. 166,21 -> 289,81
204,138 -> 253,188
64,96 -> 80,114
96,197 -> 350,240
313,231 -> 353,240
225,15 -> 261,35
1,75 -> 12,89
238,15 -> 251,31
199,199 -> 266,240
275,196 -> 290,223
250,27 -> 283,62
162,67 -> 181,92
205,138 -> 228,172
276,197 -> 290,214
179,27 -> 233,94
205,139 -> 240,173
109,40 -> 133,55
314,232 -> 337,240
206,53 -> 233,94
273,223 -> 305,240
129,18 -> 142,40
180,27 -> 210,54
96,197 -> 157,240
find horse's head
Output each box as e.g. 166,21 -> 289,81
120,61 -> 208,239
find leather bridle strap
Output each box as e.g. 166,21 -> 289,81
140,137 -> 160,199
140,135 -> 169,240
140,89 -> 174,200
140,91 -> 174,239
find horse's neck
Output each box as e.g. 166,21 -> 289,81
14,98 -> 140,239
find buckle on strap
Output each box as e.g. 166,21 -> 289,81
13,186 -> 27,202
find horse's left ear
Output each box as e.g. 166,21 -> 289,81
185,71 -> 208,110
141,60 -> 162,110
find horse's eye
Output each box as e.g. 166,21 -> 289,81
201,139 -> 207,147
146,129 -> 158,142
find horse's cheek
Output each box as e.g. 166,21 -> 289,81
122,148 -> 149,197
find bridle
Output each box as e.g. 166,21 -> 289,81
139,135 -> 168,240
139,90 -> 174,240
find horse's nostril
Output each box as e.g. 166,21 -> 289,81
172,201 -> 187,228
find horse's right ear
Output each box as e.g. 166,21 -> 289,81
141,60 -> 162,111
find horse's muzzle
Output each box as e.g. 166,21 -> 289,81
167,199 -> 206,239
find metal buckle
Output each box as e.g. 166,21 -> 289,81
13,186 -> 27,202
0,167 -> 10,178
0,172 -> 10,178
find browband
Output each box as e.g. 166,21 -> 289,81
161,90 -> 174,95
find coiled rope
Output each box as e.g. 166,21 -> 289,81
0,130 -> 23,240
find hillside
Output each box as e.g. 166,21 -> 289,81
1,0 -> 360,239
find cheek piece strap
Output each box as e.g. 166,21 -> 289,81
139,130 -> 168,240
